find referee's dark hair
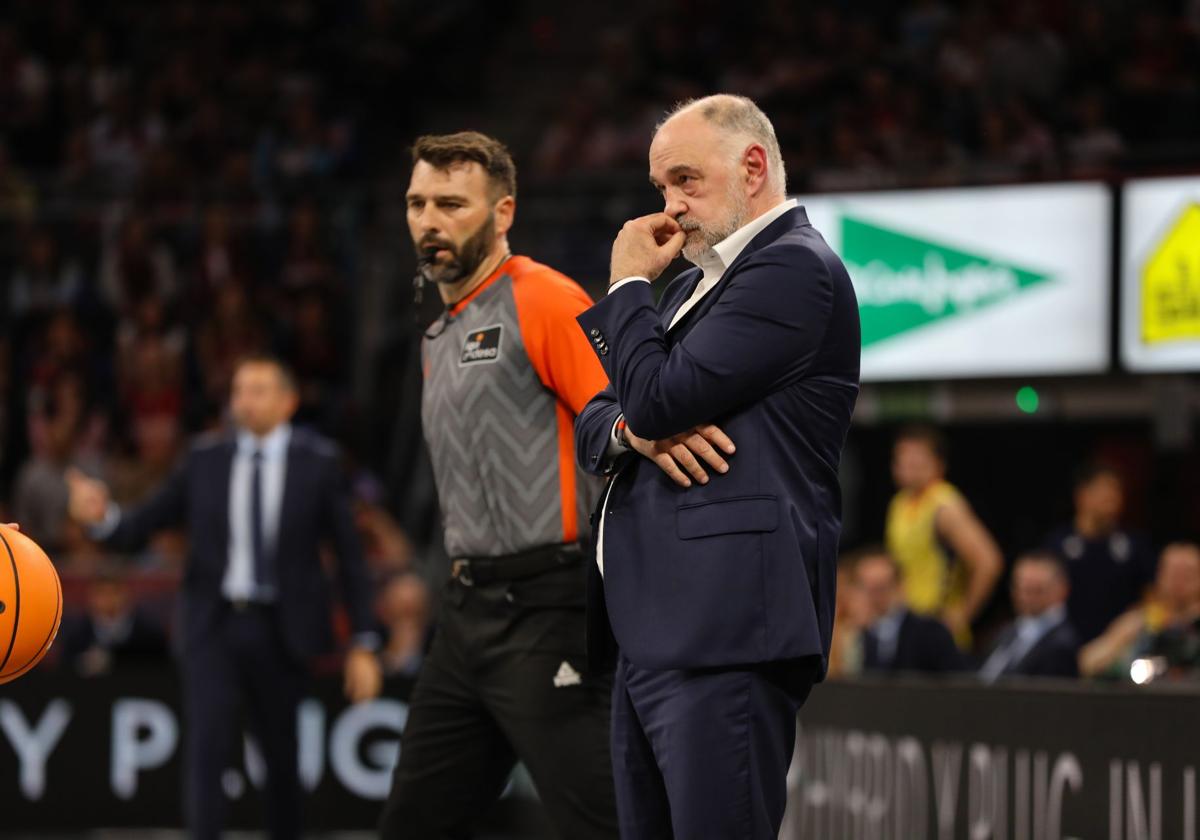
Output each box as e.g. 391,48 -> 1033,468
411,132 -> 517,201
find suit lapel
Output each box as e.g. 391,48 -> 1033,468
276,436 -> 305,567
666,206 -> 811,333
1012,618 -> 1061,672
659,269 -> 703,330
215,440 -> 236,567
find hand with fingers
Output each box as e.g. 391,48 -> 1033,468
624,423 -> 736,488
65,467 -> 112,526
609,213 -> 687,286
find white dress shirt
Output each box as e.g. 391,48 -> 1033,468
596,198 -> 800,574
223,423 -> 291,601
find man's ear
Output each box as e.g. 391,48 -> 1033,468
743,143 -> 769,195
493,195 -> 516,237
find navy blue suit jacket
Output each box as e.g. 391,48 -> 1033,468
861,611 -> 966,675
101,427 -> 374,663
982,617 -> 1081,679
575,206 -> 860,674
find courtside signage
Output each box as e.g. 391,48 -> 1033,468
1121,176 -> 1200,371
797,184 -> 1111,381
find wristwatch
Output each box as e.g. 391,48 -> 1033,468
615,418 -> 632,450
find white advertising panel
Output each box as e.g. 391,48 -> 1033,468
796,183 -> 1112,381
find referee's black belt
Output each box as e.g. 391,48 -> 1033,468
450,543 -> 584,587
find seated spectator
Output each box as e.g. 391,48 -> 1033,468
979,552 -> 1080,681
375,573 -> 431,678
58,564 -> 169,676
1080,542 -> 1200,680
853,547 -> 966,675
828,561 -> 870,679
1043,462 -> 1156,643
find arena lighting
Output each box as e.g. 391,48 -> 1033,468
1016,386 -> 1040,414
1129,656 -> 1168,685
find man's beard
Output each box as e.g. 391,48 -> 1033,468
678,182 -> 750,264
416,214 -> 495,287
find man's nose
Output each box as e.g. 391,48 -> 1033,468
411,206 -> 442,234
664,193 -> 687,220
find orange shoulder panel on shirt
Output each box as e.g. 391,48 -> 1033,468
509,257 -> 609,417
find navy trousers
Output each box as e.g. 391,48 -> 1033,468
611,654 -> 819,840
182,603 -> 305,840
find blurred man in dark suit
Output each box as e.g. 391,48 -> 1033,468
854,548 -> 966,675
979,551 -> 1080,681
575,94 -> 860,839
67,354 -> 381,840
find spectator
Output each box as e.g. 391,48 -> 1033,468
827,561 -> 870,679
99,211 -> 177,318
58,563 -> 169,676
192,283 -> 268,422
1080,542 -> 1200,680
375,573 -> 431,678
979,551 -> 1080,681
1042,462 -> 1156,643
8,227 -> 85,319
114,294 -> 185,426
354,495 -> 416,579
886,425 -> 1003,646
853,547 -> 966,675
1066,89 -> 1125,174
13,369 -> 104,554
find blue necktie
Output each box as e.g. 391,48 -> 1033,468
250,449 -> 267,593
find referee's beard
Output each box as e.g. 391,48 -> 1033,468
418,213 -> 496,288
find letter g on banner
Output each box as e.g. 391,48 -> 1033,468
330,699 -> 407,799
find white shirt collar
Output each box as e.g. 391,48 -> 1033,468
237,423 -> 292,459
1016,603 -> 1067,638
873,605 -> 908,638
689,198 -> 799,275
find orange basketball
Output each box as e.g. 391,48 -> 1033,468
0,525 -> 63,684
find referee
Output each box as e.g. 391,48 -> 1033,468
379,132 -> 617,838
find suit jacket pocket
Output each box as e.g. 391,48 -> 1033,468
676,495 -> 779,540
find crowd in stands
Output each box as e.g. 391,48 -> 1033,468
1,0 -> 1198,683
830,430 -> 1200,685
522,0 -> 1200,189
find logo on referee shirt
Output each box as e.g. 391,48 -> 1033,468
459,325 -> 503,366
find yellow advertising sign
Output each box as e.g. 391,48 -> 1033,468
1142,203 -> 1200,344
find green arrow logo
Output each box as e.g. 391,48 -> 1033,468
842,215 -> 1054,347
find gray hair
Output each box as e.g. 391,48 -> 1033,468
658,94 -> 787,195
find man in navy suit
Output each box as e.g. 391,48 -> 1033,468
67,355 -> 382,840
979,551 -> 1081,681
574,95 -> 860,839
853,548 -> 966,675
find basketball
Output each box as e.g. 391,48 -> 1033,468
0,524 -> 64,684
